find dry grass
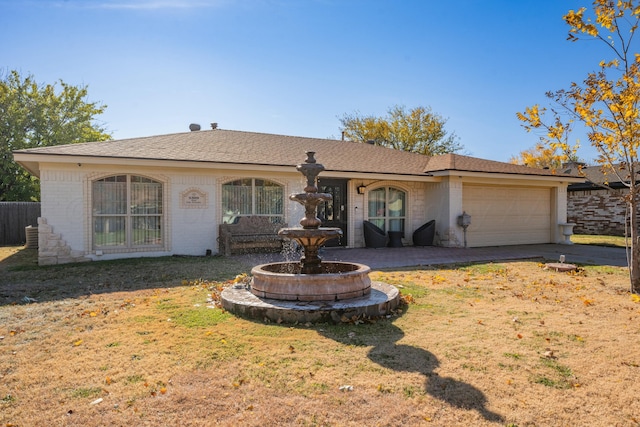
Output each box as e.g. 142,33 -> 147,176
1,246 -> 639,426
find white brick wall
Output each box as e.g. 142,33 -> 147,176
37,161 -> 571,263
170,176 -> 217,256
40,169 -> 86,250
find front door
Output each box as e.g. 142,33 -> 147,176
317,178 -> 348,247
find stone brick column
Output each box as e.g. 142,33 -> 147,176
37,217 -> 89,265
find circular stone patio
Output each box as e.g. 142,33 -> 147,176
221,281 -> 399,324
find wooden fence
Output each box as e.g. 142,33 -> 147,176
0,202 -> 41,245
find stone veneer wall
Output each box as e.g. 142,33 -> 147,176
37,217 -> 89,265
567,188 -> 629,236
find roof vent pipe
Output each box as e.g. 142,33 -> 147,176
189,123 -> 201,131
211,122 -> 218,130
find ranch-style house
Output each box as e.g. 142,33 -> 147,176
12,128 -> 584,265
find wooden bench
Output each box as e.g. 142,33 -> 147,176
218,216 -> 288,256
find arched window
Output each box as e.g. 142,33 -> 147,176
222,178 -> 284,223
92,175 -> 163,248
368,187 -> 406,232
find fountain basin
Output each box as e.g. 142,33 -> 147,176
251,261 -> 371,301
278,227 -> 342,245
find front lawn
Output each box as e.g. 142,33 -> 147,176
1,246 -> 638,426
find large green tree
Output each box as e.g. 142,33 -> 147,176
338,105 -> 463,156
517,0 -> 640,293
1,70 -> 111,201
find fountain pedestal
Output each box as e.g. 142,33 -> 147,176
277,228 -> 342,274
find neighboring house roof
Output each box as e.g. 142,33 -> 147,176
13,129 -> 578,179
566,164 -> 635,191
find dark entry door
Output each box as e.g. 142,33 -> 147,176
317,178 -> 348,247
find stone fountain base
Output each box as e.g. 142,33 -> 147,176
221,281 -> 399,324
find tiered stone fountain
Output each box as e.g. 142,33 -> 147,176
221,152 -> 399,323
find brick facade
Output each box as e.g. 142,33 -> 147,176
567,187 -> 628,236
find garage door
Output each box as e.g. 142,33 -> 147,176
462,185 -> 551,247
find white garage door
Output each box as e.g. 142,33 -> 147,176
463,185 -> 552,247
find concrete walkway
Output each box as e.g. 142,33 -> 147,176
233,243 -> 628,270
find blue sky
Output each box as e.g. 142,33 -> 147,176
2,0 -> 609,163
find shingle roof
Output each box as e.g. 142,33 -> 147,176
423,153 -> 567,176
14,129 -> 572,178
566,163 -> 635,189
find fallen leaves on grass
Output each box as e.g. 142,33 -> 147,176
581,297 -> 595,306
400,293 -> 416,304
179,277 -> 238,308
339,313 -> 385,324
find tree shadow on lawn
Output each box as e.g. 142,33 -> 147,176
0,247 -> 249,306
320,320 -> 505,423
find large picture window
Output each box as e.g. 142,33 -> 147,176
92,175 -> 163,248
368,187 -> 406,232
222,178 -> 284,223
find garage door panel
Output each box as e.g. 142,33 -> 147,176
463,185 -> 551,247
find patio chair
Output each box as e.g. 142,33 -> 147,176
363,220 -> 388,248
413,220 -> 435,246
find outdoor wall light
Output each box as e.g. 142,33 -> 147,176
357,185 -> 366,195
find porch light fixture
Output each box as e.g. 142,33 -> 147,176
357,184 -> 366,195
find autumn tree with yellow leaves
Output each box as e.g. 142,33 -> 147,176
509,141 -> 580,171
511,107 -> 581,171
517,0 -> 640,293
339,105 -> 463,156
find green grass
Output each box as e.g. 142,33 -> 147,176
1,394 -> 16,403
571,234 -> 628,248
125,374 -> 146,384
532,359 -> 576,389
170,305 -> 232,328
503,352 -> 523,360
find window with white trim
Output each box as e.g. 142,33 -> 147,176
92,175 -> 163,248
222,178 -> 284,223
368,186 -> 406,232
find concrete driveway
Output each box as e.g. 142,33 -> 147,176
233,244 -> 628,270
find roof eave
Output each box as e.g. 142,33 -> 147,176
429,169 -> 586,183
12,152 -> 442,181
